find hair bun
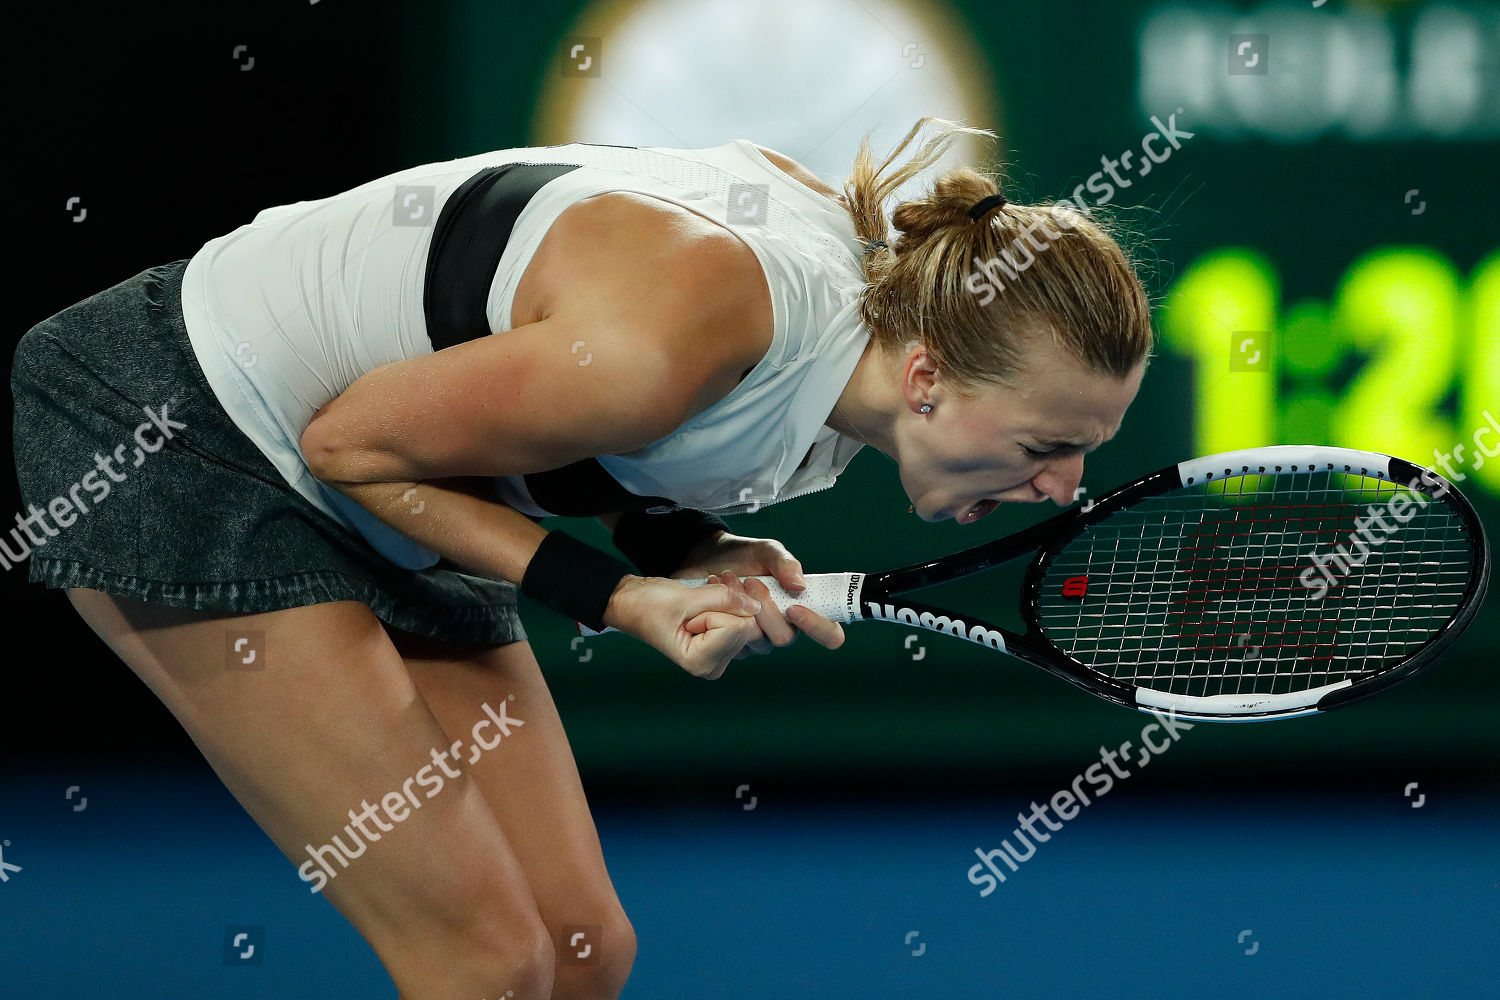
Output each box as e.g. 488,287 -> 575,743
889,167 -> 1002,243
967,192 -> 1009,221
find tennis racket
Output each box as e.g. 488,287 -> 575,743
579,446 -> 1489,722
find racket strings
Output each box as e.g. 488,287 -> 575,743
1035,471 -> 1474,697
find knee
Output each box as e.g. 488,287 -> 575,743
480,926 -> 557,1000
379,909 -> 557,1000
552,907 -> 637,1000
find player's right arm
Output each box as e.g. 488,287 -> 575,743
301,194 -> 775,676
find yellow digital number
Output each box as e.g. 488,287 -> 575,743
1159,250 -> 1279,456
1463,252 -> 1500,492
1328,248 -> 1460,467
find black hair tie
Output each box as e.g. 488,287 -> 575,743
968,192 -> 1009,221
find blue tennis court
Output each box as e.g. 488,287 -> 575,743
2,768 -> 1494,998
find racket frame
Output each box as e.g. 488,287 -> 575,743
853,446 -> 1490,721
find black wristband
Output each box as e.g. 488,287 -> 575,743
612,508 -> 728,578
520,530 -> 634,632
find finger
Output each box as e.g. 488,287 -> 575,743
786,605 -> 845,650
685,615 -> 759,679
740,577 -> 798,647
766,552 -> 807,593
714,572 -> 760,607
683,609 -> 754,635
686,581 -> 761,620
718,571 -> 770,617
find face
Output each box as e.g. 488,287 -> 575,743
894,337 -> 1146,525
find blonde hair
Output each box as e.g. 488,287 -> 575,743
842,117 -> 1153,393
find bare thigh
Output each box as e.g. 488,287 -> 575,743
64,588 -> 555,1000
388,627 -> 638,998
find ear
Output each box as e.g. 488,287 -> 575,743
900,344 -> 940,412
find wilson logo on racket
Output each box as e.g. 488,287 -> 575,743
864,604 -> 1008,650
1061,576 -> 1088,599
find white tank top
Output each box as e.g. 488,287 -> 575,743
179,140 -> 870,569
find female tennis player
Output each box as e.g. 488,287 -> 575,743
10,118 -> 1150,998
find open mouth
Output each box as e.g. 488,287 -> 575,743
963,499 -> 1000,523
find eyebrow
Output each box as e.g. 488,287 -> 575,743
1032,429 -> 1119,452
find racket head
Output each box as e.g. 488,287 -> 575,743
1019,446 -> 1490,721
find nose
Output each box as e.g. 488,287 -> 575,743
1031,453 -> 1084,506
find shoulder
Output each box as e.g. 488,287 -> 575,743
745,143 -> 847,205
522,191 -> 774,416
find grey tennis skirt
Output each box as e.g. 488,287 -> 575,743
9,259 -> 526,646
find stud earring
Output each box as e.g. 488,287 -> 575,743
919,402 -> 932,414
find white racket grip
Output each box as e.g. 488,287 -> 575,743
576,572 -> 866,636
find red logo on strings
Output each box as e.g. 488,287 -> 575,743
1062,576 -> 1088,599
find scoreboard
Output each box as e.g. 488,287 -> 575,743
1164,247 -> 1499,494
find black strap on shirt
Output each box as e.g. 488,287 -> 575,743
424,161 -> 582,351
